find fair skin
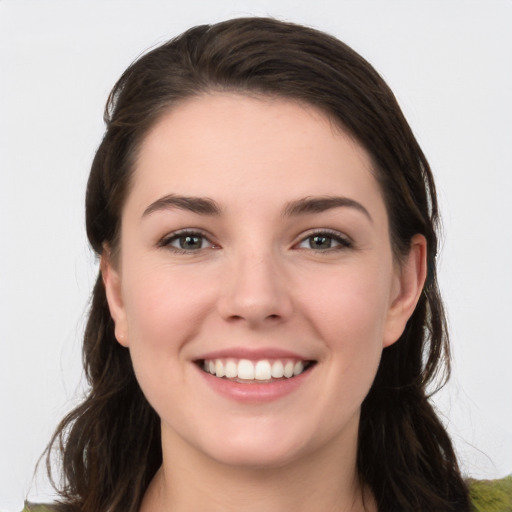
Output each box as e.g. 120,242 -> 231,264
102,93 -> 426,512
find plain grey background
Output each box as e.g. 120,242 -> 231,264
1,1 -> 511,510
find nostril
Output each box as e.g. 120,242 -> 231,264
226,314 -> 245,322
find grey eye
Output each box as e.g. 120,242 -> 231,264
173,234 -> 205,250
297,231 -> 352,251
310,235 -> 333,249
161,231 -> 214,252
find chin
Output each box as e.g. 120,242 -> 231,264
206,440 -> 307,470
191,418 -> 331,471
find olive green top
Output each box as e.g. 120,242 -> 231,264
21,475 -> 512,512
468,476 -> 512,512
22,506 -> 56,512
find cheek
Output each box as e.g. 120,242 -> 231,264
294,261 -> 393,405
297,262 -> 393,349
119,265 -> 215,409
123,264 -> 215,346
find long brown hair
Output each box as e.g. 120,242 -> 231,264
45,17 -> 471,511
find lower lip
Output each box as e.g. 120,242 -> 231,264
195,364 -> 314,403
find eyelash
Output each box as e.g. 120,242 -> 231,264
158,228 -> 353,254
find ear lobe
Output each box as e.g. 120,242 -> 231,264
383,234 -> 427,348
101,250 -> 129,347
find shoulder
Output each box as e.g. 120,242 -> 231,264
22,478 -> 512,511
468,475 -> 512,511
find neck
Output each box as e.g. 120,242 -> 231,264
140,422 -> 376,512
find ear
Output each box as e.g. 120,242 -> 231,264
383,234 -> 427,348
101,249 -> 129,347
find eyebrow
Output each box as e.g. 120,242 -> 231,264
143,194 -> 222,217
283,196 -> 373,222
142,193 -> 372,222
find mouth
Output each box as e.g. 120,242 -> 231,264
195,358 -> 317,383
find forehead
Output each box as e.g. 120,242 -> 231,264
127,93 -> 385,220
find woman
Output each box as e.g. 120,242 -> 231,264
34,17 -> 471,512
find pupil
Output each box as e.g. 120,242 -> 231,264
181,235 -> 201,249
312,235 -> 331,249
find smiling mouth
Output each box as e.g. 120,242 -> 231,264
196,358 -> 316,382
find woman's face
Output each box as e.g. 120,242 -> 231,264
103,93 -> 424,469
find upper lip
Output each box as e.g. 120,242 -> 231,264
195,347 -> 313,361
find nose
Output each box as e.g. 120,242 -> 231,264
216,249 -> 293,327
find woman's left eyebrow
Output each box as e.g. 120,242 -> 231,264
142,194 -> 222,217
282,196 -> 373,223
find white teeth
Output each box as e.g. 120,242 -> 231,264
255,360 -> 272,380
202,357 -> 311,381
225,359 -> 237,378
293,361 -> 304,376
284,361 -> 294,378
215,359 -> 225,378
237,359 -> 255,380
271,360 -> 284,378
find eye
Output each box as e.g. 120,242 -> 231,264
159,230 -> 216,253
296,230 -> 352,251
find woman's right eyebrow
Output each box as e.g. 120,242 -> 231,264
142,194 -> 222,217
